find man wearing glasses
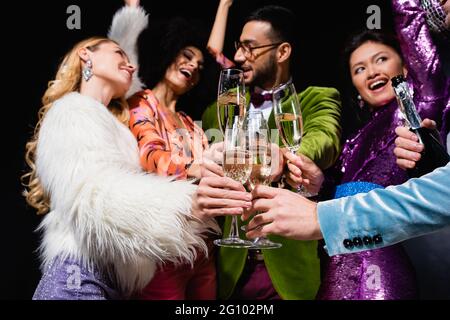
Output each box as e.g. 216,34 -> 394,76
202,4 -> 342,300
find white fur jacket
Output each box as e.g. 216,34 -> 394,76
108,5 -> 148,98
36,92 -> 217,296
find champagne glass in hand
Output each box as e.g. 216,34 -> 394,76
272,82 -> 314,197
244,111 -> 282,249
214,117 -> 253,248
217,68 -> 246,135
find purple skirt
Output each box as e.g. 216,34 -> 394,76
33,257 -> 121,300
317,182 -> 418,300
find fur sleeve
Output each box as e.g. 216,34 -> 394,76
36,93 -> 210,293
108,6 -> 148,98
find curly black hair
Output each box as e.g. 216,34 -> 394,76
137,16 -> 219,120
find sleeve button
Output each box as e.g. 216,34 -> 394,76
373,234 -> 383,244
363,236 -> 373,245
343,239 -> 354,249
353,237 -> 363,247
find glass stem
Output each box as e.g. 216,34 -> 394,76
229,216 -> 240,239
289,150 -> 303,192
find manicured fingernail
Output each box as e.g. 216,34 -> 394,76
246,194 -> 253,201
244,202 -> 252,208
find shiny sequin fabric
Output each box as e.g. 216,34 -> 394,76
33,257 -> 121,300
317,245 -> 418,300
443,105 -> 450,146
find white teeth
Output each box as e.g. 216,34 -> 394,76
370,80 -> 387,90
180,69 -> 192,77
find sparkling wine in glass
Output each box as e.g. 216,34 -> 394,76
223,149 -> 253,184
244,111 -> 282,249
214,118 -> 253,248
275,112 -> 302,153
217,68 -> 246,134
273,82 -> 315,197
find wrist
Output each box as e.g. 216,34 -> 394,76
312,203 -> 323,240
219,1 -> 232,10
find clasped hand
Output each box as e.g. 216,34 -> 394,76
192,143 -> 325,241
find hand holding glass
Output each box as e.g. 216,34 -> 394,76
272,82 -> 314,197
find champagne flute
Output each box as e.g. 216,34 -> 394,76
217,68 -> 247,135
272,82 -> 314,197
244,110 -> 282,249
214,117 -> 254,248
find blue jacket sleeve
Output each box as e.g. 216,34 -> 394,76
318,161 -> 450,256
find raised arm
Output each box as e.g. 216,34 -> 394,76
207,0 -> 235,69
108,0 -> 148,97
392,0 -> 447,112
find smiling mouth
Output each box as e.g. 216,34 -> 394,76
180,68 -> 192,79
369,79 -> 388,91
121,69 -> 132,78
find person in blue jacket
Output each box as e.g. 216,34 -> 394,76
243,119 -> 449,257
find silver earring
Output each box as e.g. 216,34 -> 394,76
82,59 -> 93,82
357,94 -> 365,109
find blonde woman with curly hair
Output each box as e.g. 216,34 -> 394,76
23,36 -> 246,300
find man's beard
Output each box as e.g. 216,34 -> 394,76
250,54 -> 278,89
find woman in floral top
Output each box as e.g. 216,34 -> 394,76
129,87 -> 209,180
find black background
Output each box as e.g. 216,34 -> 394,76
3,0 -> 394,299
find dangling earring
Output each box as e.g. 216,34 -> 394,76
82,59 -> 93,82
357,94 -> 365,109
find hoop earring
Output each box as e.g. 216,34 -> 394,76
357,94 -> 365,109
82,59 -> 93,82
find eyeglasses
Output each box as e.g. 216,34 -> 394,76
234,41 -> 283,58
